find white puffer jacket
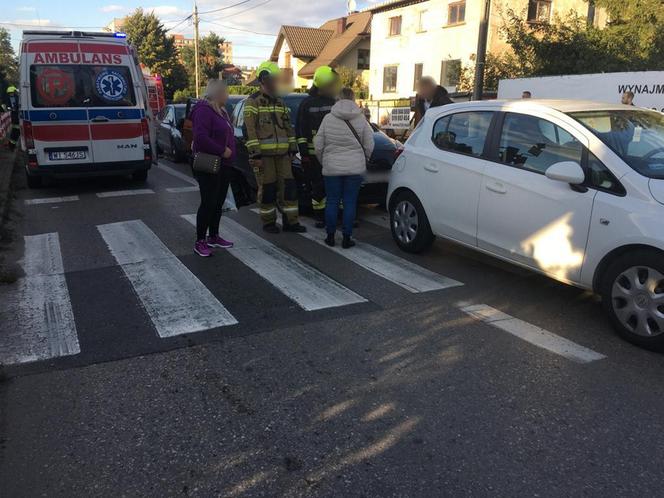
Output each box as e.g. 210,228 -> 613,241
314,99 -> 375,176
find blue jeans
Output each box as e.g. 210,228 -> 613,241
324,175 -> 363,237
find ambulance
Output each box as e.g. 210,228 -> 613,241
19,30 -> 154,188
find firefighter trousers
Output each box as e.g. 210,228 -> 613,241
304,156 -> 326,218
254,155 -> 299,226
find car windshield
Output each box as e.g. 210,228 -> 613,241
569,109 -> 664,179
174,106 -> 186,122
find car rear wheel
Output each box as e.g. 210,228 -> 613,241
390,190 -> 434,253
26,172 -> 42,189
132,170 -> 148,183
601,249 -> 664,350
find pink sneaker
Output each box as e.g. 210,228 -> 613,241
207,235 -> 234,249
194,240 -> 212,257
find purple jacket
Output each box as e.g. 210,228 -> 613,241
190,100 -> 236,167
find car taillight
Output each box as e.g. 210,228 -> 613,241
23,121 -> 35,149
141,118 -> 150,144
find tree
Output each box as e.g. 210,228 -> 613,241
0,28 -> 18,91
180,32 -> 226,88
336,66 -> 368,99
123,9 -> 187,99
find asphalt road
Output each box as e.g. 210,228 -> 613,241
2,157 -> 664,497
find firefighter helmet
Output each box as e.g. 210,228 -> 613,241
313,66 -> 337,88
257,61 -> 280,82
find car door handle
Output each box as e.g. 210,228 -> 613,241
486,183 -> 507,194
91,116 -> 110,123
424,164 -> 439,173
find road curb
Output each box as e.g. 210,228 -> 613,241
0,149 -> 17,231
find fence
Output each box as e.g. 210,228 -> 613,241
0,112 -> 10,140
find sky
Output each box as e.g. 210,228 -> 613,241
1,0 -> 380,67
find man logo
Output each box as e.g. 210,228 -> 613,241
117,144 -> 138,149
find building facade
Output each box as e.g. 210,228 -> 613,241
367,0 -> 603,101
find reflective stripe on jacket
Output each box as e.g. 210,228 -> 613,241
243,92 -> 297,158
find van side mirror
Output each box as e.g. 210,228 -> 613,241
545,161 -> 585,185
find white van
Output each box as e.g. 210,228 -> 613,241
19,30 -> 154,188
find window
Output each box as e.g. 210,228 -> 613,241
432,111 -> 494,157
413,63 -> 423,91
498,113 -> 583,174
570,109 -> 664,180
417,10 -> 428,32
527,0 -> 552,23
586,151 -> 625,195
30,64 -> 136,108
440,59 -> 461,87
448,1 -> 466,25
389,16 -> 402,36
383,65 -> 398,93
357,49 -> 370,70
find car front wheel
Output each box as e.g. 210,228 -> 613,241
601,249 -> 664,350
390,190 -> 434,253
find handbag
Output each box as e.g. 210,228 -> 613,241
343,119 -> 370,164
192,151 -> 221,175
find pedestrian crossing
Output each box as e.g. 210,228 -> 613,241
0,211 -> 606,369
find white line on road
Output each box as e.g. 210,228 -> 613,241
460,303 -> 606,363
298,218 -> 463,293
0,233 -> 80,365
24,195 -> 79,205
98,220 -> 238,337
158,161 -> 198,186
182,214 -> 367,310
96,189 -> 155,198
166,186 -> 199,193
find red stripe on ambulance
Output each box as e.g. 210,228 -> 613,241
33,125 -> 90,141
90,123 -> 142,140
79,43 -> 128,55
27,42 -> 78,53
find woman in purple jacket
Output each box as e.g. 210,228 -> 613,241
190,80 -> 236,257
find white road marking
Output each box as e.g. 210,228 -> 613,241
0,233 -> 80,365
96,189 -> 155,198
97,220 -> 237,337
182,214 -> 367,310
299,219 -> 462,293
166,186 -> 199,193
158,161 -> 198,186
24,195 -> 79,205
460,303 -> 606,363
249,209 -> 462,293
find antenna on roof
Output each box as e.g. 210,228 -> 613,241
347,0 -> 357,14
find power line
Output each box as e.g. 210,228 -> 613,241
205,0 -> 274,21
198,0 -> 254,16
200,19 -> 276,36
165,15 -> 193,32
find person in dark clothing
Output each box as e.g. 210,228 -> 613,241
296,66 -> 339,228
190,79 -> 235,257
413,76 -> 453,127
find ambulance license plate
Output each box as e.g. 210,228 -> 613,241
48,151 -> 87,161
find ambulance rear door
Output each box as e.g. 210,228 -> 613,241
80,42 -> 146,165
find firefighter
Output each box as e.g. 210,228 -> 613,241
296,66 -> 340,228
6,86 -> 20,151
244,61 -> 307,234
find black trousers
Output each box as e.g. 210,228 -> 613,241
196,167 -> 231,240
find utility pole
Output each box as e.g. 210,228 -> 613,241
193,1 -> 200,98
473,0 -> 491,101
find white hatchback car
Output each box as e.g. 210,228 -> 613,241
388,99 -> 664,349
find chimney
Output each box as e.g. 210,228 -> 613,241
337,17 -> 347,34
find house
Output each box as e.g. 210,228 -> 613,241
366,0 -> 605,101
270,11 -> 372,89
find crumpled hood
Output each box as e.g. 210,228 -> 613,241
648,178 -> 664,205
331,99 -> 363,120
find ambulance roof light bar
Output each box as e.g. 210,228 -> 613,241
22,30 -> 123,39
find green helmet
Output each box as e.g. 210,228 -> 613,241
257,61 -> 280,81
7,86 -> 18,94
313,66 -> 337,88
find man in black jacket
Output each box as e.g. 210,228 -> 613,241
296,66 -> 339,227
413,76 -> 453,127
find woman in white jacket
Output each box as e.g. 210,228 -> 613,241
314,88 -> 374,248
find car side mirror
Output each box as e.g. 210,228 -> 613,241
545,161 -> 585,185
